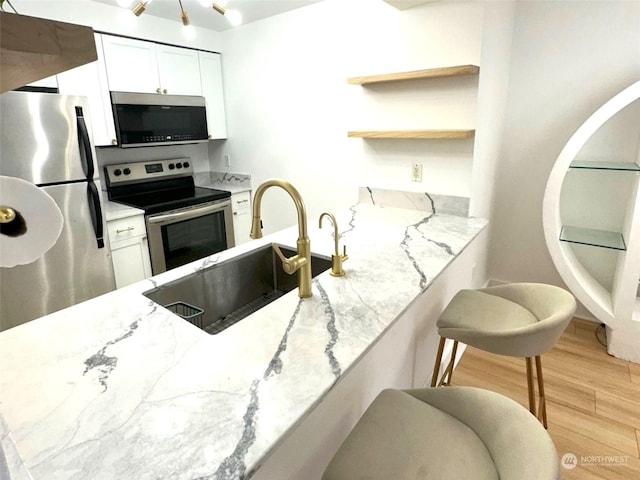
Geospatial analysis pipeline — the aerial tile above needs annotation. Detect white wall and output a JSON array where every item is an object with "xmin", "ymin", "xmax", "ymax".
[
  {"xmin": 470, "ymin": 1, "xmax": 515, "ymax": 219},
  {"xmin": 488, "ymin": 0, "xmax": 640, "ymax": 318},
  {"xmin": 468, "ymin": 0, "xmax": 516, "ymax": 287},
  {"xmin": 214, "ymin": 0, "xmax": 484, "ymax": 234}
]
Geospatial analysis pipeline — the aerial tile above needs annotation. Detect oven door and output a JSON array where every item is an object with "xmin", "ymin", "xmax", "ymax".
[{"xmin": 146, "ymin": 199, "xmax": 235, "ymax": 274}]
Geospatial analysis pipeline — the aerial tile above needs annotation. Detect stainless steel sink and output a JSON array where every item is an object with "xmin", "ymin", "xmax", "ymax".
[{"xmin": 144, "ymin": 244, "xmax": 331, "ymax": 334}]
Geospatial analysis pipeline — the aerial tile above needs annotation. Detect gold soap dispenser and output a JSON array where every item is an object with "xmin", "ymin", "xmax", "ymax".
[{"xmin": 319, "ymin": 212, "xmax": 348, "ymax": 277}]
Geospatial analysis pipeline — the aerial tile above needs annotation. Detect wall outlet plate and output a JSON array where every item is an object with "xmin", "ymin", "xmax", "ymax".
[{"xmin": 411, "ymin": 163, "xmax": 423, "ymax": 182}]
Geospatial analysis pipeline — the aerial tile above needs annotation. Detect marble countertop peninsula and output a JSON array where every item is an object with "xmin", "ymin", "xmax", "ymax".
[{"xmin": 0, "ymin": 202, "xmax": 486, "ymax": 480}]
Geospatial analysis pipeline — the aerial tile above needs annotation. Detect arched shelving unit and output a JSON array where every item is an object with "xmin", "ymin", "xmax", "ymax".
[{"xmin": 543, "ymin": 80, "xmax": 640, "ymax": 363}]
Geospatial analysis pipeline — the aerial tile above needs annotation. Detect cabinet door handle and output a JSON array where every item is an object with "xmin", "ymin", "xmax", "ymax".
[
  {"xmin": 163, "ymin": 89, "xmax": 168, "ymax": 94},
  {"xmin": 116, "ymin": 227, "xmax": 135, "ymax": 233},
  {"xmin": 236, "ymin": 199, "xmax": 249, "ymax": 204},
  {"xmin": 156, "ymin": 87, "xmax": 162, "ymax": 93}
]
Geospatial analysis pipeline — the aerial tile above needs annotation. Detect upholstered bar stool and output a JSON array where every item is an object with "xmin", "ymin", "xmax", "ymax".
[
  {"xmin": 322, "ymin": 386, "xmax": 560, "ymax": 480},
  {"xmin": 431, "ymin": 283, "xmax": 576, "ymax": 428}
]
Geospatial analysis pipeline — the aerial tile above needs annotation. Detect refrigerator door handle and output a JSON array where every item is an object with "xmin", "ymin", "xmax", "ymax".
[
  {"xmin": 76, "ymin": 106, "xmax": 95, "ymax": 180},
  {"xmin": 87, "ymin": 181, "xmax": 105, "ymax": 249}
]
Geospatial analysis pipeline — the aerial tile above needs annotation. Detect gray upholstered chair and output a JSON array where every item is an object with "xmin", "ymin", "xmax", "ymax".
[
  {"xmin": 322, "ymin": 387, "xmax": 560, "ymax": 480},
  {"xmin": 431, "ymin": 283, "xmax": 576, "ymax": 427}
]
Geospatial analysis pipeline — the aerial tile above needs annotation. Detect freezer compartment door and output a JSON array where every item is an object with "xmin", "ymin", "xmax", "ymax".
[
  {"xmin": 0, "ymin": 91, "xmax": 99, "ymax": 184},
  {"xmin": 0, "ymin": 181, "xmax": 116, "ymax": 331}
]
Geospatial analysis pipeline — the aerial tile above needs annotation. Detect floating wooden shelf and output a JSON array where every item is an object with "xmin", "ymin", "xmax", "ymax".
[
  {"xmin": 347, "ymin": 129, "xmax": 475, "ymax": 139},
  {"xmin": 347, "ymin": 65, "xmax": 479, "ymax": 86},
  {"xmin": 0, "ymin": 12, "xmax": 97, "ymax": 93}
]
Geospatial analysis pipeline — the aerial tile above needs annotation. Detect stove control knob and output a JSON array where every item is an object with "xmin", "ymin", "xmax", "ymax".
[
  {"xmin": 168, "ymin": 163, "xmax": 175, "ymax": 170},
  {"xmin": 183, "ymin": 161, "xmax": 190, "ymax": 168},
  {"xmin": 113, "ymin": 169, "xmax": 122, "ymax": 176},
  {"xmin": 123, "ymin": 168, "xmax": 131, "ymax": 175},
  {"xmin": 176, "ymin": 163, "xmax": 183, "ymax": 169}
]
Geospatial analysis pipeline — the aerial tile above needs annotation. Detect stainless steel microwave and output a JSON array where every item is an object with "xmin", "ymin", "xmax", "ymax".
[{"xmin": 110, "ymin": 91, "xmax": 209, "ymax": 148}]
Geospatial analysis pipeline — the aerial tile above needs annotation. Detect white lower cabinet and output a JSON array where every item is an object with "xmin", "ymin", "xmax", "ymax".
[
  {"xmin": 232, "ymin": 191, "xmax": 251, "ymax": 245},
  {"xmin": 108, "ymin": 215, "xmax": 152, "ymax": 288}
]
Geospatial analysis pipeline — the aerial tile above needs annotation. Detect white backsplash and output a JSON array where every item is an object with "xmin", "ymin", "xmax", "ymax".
[
  {"xmin": 359, "ymin": 187, "xmax": 470, "ymax": 217},
  {"xmin": 193, "ymin": 171, "xmax": 252, "ymax": 190}
]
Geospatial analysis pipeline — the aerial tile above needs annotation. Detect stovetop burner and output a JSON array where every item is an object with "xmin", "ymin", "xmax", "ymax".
[
  {"xmin": 104, "ymin": 158, "xmax": 231, "ymax": 215},
  {"xmin": 114, "ymin": 185, "xmax": 230, "ymax": 215}
]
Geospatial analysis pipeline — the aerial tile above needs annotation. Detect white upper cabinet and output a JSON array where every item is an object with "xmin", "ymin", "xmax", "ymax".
[
  {"xmin": 156, "ymin": 45, "xmax": 202, "ymax": 96},
  {"xmin": 102, "ymin": 35, "xmax": 201, "ymax": 96},
  {"xmin": 57, "ymin": 34, "xmax": 117, "ymax": 146},
  {"xmin": 68, "ymin": 34, "xmax": 227, "ymax": 142},
  {"xmin": 198, "ymin": 51, "xmax": 227, "ymax": 139},
  {"xmin": 102, "ymin": 36, "xmax": 159, "ymax": 94}
]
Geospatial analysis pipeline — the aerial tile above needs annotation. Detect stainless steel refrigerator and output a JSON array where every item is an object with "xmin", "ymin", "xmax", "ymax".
[{"xmin": 0, "ymin": 91, "xmax": 116, "ymax": 331}]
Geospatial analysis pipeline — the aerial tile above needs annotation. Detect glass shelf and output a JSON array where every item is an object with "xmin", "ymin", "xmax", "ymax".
[
  {"xmin": 569, "ymin": 160, "xmax": 640, "ymax": 171},
  {"xmin": 560, "ymin": 225, "xmax": 626, "ymax": 250}
]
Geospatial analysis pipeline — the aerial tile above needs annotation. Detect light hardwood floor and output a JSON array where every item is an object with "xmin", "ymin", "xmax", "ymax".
[{"xmin": 452, "ymin": 318, "xmax": 640, "ymax": 480}]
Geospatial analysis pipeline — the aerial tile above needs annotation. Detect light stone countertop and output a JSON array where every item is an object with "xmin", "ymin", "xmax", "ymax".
[
  {"xmin": 0, "ymin": 202, "xmax": 486, "ymax": 480},
  {"xmin": 102, "ymin": 193, "xmax": 144, "ymax": 222}
]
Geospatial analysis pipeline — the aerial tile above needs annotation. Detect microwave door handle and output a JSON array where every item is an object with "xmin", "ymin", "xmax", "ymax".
[
  {"xmin": 76, "ymin": 106, "xmax": 95, "ymax": 180},
  {"xmin": 147, "ymin": 202, "xmax": 230, "ymax": 225}
]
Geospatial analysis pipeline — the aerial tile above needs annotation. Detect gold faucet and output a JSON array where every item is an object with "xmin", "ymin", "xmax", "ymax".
[
  {"xmin": 319, "ymin": 212, "xmax": 348, "ymax": 277},
  {"xmin": 250, "ymin": 179, "xmax": 312, "ymax": 298}
]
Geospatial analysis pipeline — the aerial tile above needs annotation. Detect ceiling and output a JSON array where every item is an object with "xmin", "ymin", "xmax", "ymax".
[{"xmin": 90, "ymin": 0, "xmax": 323, "ymax": 31}]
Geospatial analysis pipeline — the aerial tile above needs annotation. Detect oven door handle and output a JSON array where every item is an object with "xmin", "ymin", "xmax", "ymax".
[{"xmin": 147, "ymin": 201, "xmax": 230, "ymax": 225}]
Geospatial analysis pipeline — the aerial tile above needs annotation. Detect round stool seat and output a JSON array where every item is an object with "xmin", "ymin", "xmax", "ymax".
[
  {"xmin": 431, "ymin": 283, "xmax": 576, "ymax": 428},
  {"xmin": 437, "ymin": 283, "xmax": 576, "ymax": 357},
  {"xmin": 322, "ymin": 387, "xmax": 560, "ymax": 480}
]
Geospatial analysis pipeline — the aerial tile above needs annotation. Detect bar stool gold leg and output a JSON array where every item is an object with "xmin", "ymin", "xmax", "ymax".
[
  {"xmin": 431, "ymin": 338, "xmax": 459, "ymax": 387},
  {"xmin": 526, "ymin": 357, "xmax": 537, "ymax": 418},
  {"xmin": 442, "ymin": 340, "xmax": 459, "ymax": 386},
  {"xmin": 431, "ymin": 337, "xmax": 446, "ymax": 387},
  {"xmin": 536, "ymin": 355, "xmax": 548, "ymax": 428}
]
